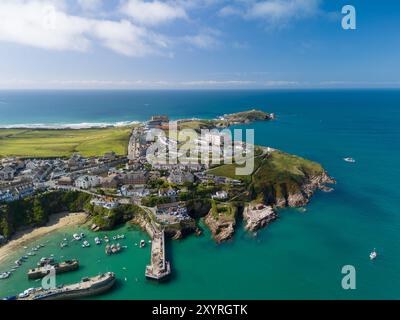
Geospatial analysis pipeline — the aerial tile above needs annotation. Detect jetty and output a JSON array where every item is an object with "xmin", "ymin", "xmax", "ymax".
[
  {"xmin": 145, "ymin": 229, "xmax": 171, "ymax": 281},
  {"xmin": 18, "ymin": 272, "xmax": 116, "ymax": 300},
  {"xmin": 28, "ymin": 260, "xmax": 79, "ymax": 280}
]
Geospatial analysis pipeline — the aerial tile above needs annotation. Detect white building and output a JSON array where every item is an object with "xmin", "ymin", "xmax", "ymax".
[
  {"xmin": 90, "ymin": 198, "xmax": 119, "ymax": 210},
  {"xmin": 74, "ymin": 175, "xmax": 101, "ymax": 190},
  {"xmin": 212, "ymin": 191, "xmax": 228, "ymax": 200}
]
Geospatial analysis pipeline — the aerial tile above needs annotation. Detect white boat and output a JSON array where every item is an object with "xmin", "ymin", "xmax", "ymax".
[
  {"xmin": 140, "ymin": 240, "xmax": 146, "ymax": 248},
  {"xmin": 73, "ymin": 233, "xmax": 82, "ymax": 241},
  {"xmin": 370, "ymin": 249, "xmax": 377, "ymax": 260},
  {"xmin": 0, "ymin": 272, "xmax": 11, "ymax": 280},
  {"xmin": 95, "ymin": 237, "xmax": 102, "ymax": 245},
  {"xmin": 80, "ymin": 233, "xmax": 86, "ymax": 238},
  {"xmin": 344, "ymin": 157, "xmax": 356, "ymax": 163},
  {"xmin": 60, "ymin": 242, "xmax": 68, "ymax": 248},
  {"xmin": 82, "ymin": 240, "xmax": 90, "ymax": 248}
]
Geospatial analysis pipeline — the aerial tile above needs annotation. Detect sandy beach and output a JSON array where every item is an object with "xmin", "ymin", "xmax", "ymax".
[{"xmin": 0, "ymin": 212, "xmax": 88, "ymax": 265}]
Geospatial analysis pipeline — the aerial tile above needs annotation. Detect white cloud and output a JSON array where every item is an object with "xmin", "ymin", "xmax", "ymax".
[
  {"xmin": 121, "ymin": 0, "xmax": 187, "ymax": 26},
  {"xmin": 0, "ymin": 0, "xmax": 170, "ymax": 56},
  {"xmin": 218, "ymin": 5, "xmax": 241, "ymax": 17},
  {"xmin": 247, "ymin": 0, "xmax": 320, "ymax": 20},
  {"xmin": 220, "ymin": 0, "xmax": 321, "ymax": 26},
  {"xmin": 183, "ymin": 33, "xmax": 219, "ymax": 49},
  {"xmin": 77, "ymin": 0, "xmax": 102, "ymax": 11}
]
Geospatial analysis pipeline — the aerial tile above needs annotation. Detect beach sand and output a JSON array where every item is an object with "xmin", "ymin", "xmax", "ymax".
[{"xmin": 0, "ymin": 212, "xmax": 88, "ymax": 264}]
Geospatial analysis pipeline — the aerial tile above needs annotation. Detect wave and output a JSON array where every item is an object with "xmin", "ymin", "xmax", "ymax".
[{"xmin": 0, "ymin": 121, "xmax": 140, "ymax": 130}]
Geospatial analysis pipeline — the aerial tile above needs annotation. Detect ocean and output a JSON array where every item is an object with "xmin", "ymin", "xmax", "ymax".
[{"xmin": 0, "ymin": 89, "xmax": 399, "ymax": 299}]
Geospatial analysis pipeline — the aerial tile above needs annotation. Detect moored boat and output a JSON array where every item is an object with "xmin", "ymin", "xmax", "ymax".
[
  {"xmin": 82, "ymin": 240, "xmax": 90, "ymax": 248},
  {"xmin": 73, "ymin": 233, "xmax": 82, "ymax": 241},
  {"xmin": 0, "ymin": 272, "xmax": 11, "ymax": 280},
  {"xmin": 370, "ymin": 248, "xmax": 378, "ymax": 260}
]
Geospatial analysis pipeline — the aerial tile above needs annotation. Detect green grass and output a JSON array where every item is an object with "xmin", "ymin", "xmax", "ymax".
[
  {"xmin": 207, "ymin": 150, "xmax": 325, "ymax": 204},
  {"xmin": 0, "ymin": 126, "xmax": 133, "ymax": 158},
  {"xmin": 210, "ymin": 200, "xmax": 236, "ymax": 221}
]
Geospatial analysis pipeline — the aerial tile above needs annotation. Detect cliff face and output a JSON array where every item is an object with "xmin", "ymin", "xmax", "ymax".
[
  {"xmin": 272, "ymin": 171, "xmax": 336, "ymax": 208},
  {"xmin": 243, "ymin": 204, "xmax": 277, "ymax": 232},
  {"xmin": 204, "ymin": 204, "xmax": 237, "ymax": 243}
]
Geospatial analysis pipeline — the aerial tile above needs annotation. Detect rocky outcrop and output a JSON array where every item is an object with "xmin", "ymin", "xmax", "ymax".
[
  {"xmin": 243, "ymin": 204, "xmax": 277, "ymax": 232},
  {"xmin": 268, "ymin": 170, "xmax": 336, "ymax": 208},
  {"xmin": 164, "ymin": 219, "xmax": 199, "ymax": 240},
  {"xmin": 204, "ymin": 207, "xmax": 236, "ymax": 243},
  {"xmin": 284, "ymin": 171, "xmax": 336, "ymax": 208}
]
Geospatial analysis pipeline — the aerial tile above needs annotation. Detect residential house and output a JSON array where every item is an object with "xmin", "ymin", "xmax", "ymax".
[
  {"xmin": 212, "ymin": 190, "xmax": 228, "ymax": 200},
  {"xmin": 120, "ymin": 172, "xmax": 148, "ymax": 185},
  {"xmin": 100, "ymin": 174, "xmax": 120, "ymax": 189},
  {"xmin": 0, "ymin": 166, "xmax": 16, "ymax": 181},
  {"xmin": 75, "ymin": 175, "xmax": 101, "ymax": 189},
  {"xmin": 168, "ymin": 170, "xmax": 194, "ymax": 184}
]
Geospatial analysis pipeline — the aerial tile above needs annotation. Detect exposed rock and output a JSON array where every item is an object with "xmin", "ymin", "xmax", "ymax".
[
  {"xmin": 272, "ymin": 171, "xmax": 336, "ymax": 208},
  {"xmin": 204, "ymin": 207, "xmax": 236, "ymax": 244},
  {"xmin": 243, "ymin": 204, "xmax": 277, "ymax": 232}
]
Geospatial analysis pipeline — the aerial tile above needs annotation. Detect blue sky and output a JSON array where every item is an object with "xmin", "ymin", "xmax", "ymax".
[{"xmin": 0, "ymin": 0, "xmax": 399, "ymax": 89}]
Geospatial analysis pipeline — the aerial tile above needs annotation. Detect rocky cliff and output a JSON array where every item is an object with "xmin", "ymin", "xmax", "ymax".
[
  {"xmin": 243, "ymin": 204, "xmax": 277, "ymax": 232},
  {"xmin": 204, "ymin": 203, "xmax": 237, "ymax": 243}
]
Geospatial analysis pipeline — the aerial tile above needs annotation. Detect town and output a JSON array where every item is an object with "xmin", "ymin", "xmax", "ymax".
[{"xmin": 0, "ymin": 115, "xmax": 249, "ymax": 280}]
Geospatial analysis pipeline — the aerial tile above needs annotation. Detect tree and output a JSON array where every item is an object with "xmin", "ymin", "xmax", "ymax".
[{"xmin": 33, "ymin": 198, "xmax": 46, "ymax": 225}]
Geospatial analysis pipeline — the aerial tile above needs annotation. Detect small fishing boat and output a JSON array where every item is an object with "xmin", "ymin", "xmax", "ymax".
[
  {"xmin": 0, "ymin": 272, "xmax": 11, "ymax": 280},
  {"xmin": 80, "ymin": 233, "xmax": 86, "ymax": 238},
  {"xmin": 73, "ymin": 234, "xmax": 82, "ymax": 241},
  {"xmin": 105, "ymin": 244, "xmax": 112, "ymax": 255},
  {"xmin": 370, "ymin": 249, "xmax": 378, "ymax": 260},
  {"xmin": 140, "ymin": 240, "xmax": 146, "ymax": 248},
  {"xmin": 82, "ymin": 240, "xmax": 90, "ymax": 248},
  {"xmin": 113, "ymin": 236, "xmax": 117, "ymax": 241},
  {"xmin": 95, "ymin": 237, "xmax": 102, "ymax": 245},
  {"xmin": 344, "ymin": 157, "xmax": 356, "ymax": 163},
  {"xmin": 60, "ymin": 242, "xmax": 68, "ymax": 248},
  {"xmin": 38, "ymin": 257, "xmax": 55, "ymax": 267}
]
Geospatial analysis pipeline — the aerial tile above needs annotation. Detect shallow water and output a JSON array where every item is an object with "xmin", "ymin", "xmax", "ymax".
[{"xmin": 1, "ymin": 89, "xmax": 399, "ymax": 299}]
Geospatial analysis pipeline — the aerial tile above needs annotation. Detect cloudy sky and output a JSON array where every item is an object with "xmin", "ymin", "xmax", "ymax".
[{"xmin": 0, "ymin": 0, "xmax": 398, "ymax": 89}]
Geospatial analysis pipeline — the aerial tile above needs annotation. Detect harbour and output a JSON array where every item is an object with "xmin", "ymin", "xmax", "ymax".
[{"xmin": 1, "ymin": 90, "xmax": 400, "ymax": 299}]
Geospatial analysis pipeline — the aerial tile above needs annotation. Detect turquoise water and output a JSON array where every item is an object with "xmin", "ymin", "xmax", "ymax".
[{"xmin": 0, "ymin": 90, "xmax": 400, "ymax": 299}]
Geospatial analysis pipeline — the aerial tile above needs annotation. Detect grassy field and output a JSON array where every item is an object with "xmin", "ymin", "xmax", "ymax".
[
  {"xmin": 0, "ymin": 126, "xmax": 133, "ymax": 158},
  {"xmin": 207, "ymin": 150, "xmax": 325, "ymax": 203}
]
